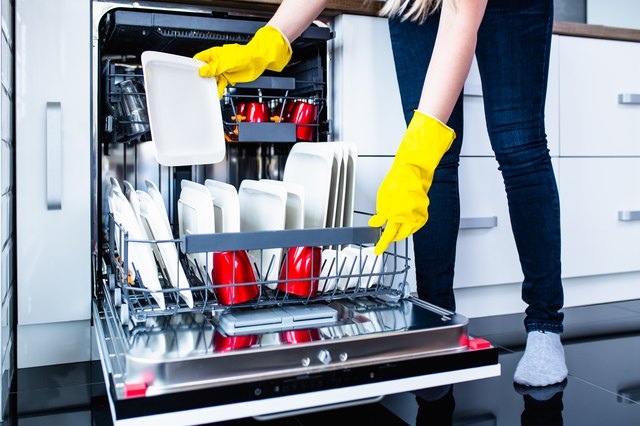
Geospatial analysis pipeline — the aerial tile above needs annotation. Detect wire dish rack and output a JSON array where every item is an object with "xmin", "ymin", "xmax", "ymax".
[{"xmin": 106, "ymin": 214, "xmax": 410, "ymax": 325}]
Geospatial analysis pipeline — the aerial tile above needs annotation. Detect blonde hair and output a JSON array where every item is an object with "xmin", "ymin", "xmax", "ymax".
[{"xmin": 379, "ymin": 0, "xmax": 442, "ymax": 23}]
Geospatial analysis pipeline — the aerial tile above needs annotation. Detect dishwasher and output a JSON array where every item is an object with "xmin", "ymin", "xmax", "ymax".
[{"xmin": 90, "ymin": 2, "xmax": 500, "ymax": 424}]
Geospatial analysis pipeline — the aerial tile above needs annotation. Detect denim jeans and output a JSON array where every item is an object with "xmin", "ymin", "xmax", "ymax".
[{"xmin": 389, "ymin": 0, "xmax": 563, "ymax": 333}]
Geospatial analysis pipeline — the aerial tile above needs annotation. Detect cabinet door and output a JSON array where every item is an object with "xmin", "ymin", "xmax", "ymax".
[
  {"xmin": 16, "ymin": 0, "xmax": 90, "ymax": 324},
  {"xmin": 453, "ymin": 157, "xmax": 537, "ymax": 288},
  {"xmin": 560, "ymin": 158, "xmax": 640, "ymax": 278},
  {"xmin": 559, "ymin": 36, "xmax": 640, "ymax": 156}
]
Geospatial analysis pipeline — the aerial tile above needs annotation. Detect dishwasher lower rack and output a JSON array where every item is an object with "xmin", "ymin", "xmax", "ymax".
[{"xmin": 106, "ymin": 214, "xmax": 410, "ymax": 324}]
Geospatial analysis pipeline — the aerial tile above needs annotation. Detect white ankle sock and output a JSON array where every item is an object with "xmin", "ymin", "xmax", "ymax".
[{"xmin": 513, "ymin": 331, "xmax": 568, "ymax": 387}]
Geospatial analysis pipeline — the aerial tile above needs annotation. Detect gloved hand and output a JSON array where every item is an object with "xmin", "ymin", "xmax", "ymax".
[
  {"xmin": 369, "ymin": 111, "xmax": 456, "ymax": 255},
  {"xmin": 194, "ymin": 26, "xmax": 292, "ymax": 98}
]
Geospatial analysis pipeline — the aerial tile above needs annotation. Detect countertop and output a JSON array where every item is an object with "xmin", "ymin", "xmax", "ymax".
[
  {"xmin": 156, "ymin": 0, "xmax": 640, "ymax": 42},
  {"xmin": 552, "ymin": 21, "xmax": 640, "ymax": 43}
]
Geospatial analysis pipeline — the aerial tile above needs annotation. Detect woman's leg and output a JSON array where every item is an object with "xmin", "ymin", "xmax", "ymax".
[
  {"xmin": 475, "ymin": 0, "xmax": 566, "ymax": 386},
  {"xmin": 389, "ymin": 14, "xmax": 463, "ymax": 312},
  {"xmin": 475, "ymin": 0, "xmax": 563, "ymax": 334}
]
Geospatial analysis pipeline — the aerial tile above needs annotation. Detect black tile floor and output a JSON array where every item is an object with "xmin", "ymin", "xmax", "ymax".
[{"xmin": 4, "ymin": 300, "xmax": 640, "ymax": 425}]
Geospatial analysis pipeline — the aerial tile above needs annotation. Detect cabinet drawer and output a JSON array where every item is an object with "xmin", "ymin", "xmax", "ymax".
[
  {"xmin": 559, "ymin": 37, "xmax": 640, "ymax": 156},
  {"xmin": 454, "ymin": 157, "xmax": 527, "ymax": 288},
  {"xmin": 560, "ymin": 158, "xmax": 640, "ymax": 277}
]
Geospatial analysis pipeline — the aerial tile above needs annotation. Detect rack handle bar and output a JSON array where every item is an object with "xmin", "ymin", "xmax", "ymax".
[{"xmin": 182, "ymin": 227, "xmax": 382, "ymax": 254}]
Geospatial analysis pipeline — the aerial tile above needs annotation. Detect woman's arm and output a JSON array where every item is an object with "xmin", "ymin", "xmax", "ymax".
[
  {"xmin": 268, "ymin": 0, "xmax": 330, "ymax": 42},
  {"xmin": 418, "ymin": 0, "xmax": 488, "ymax": 122}
]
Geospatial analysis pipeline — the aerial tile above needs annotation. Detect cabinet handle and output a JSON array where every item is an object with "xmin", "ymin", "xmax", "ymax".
[
  {"xmin": 618, "ymin": 94, "xmax": 640, "ymax": 105},
  {"xmin": 618, "ymin": 211, "xmax": 640, "ymax": 222},
  {"xmin": 46, "ymin": 102, "xmax": 62, "ymax": 210},
  {"xmin": 460, "ymin": 216, "xmax": 498, "ymax": 229}
]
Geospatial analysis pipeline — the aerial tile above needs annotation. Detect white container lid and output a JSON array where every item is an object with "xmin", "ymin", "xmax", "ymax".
[{"xmin": 141, "ymin": 51, "xmax": 225, "ymax": 166}]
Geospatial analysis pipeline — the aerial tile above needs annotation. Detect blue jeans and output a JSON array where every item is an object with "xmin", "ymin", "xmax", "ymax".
[{"xmin": 389, "ymin": 0, "xmax": 563, "ymax": 333}]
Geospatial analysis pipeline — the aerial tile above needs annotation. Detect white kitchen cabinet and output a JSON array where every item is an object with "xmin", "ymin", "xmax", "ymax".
[
  {"xmin": 353, "ymin": 156, "xmax": 541, "ymax": 291},
  {"xmin": 559, "ymin": 36, "xmax": 640, "ymax": 156},
  {"xmin": 331, "ymin": 14, "xmax": 406, "ymax": 156},
  {"xmin": 560, "ymin": 157, "xmax": 640, "ymax": 278},
  {"xmin": 16, "ymin": 0, "xmax": 91, "ymax": 364},
  {"xmin": 452, "ymin": 157, "xmax": 562, "ymax": 289}
]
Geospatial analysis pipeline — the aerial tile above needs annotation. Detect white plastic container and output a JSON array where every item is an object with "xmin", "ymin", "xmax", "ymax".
[{"xmin": 141, "ymin": 51, "xmax": 225, "ymax": 166}]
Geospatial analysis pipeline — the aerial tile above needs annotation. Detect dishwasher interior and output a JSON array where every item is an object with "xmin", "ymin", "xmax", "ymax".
[{"xmin": 92, "ymin": 3, "xmax": 499, "ymax": 423}]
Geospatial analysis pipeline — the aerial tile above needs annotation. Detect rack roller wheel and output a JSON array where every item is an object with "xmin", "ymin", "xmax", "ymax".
[
  {"xmin": 120, "ymin": 303, "xmax": 129, "ymax": 326},
  {"xmin": 108, "ymin": 274, "xmax": 115, "ymax": 291},
  {"xmin": 114, "ymin": 288, "xmax": 122, "ymax": 308}
]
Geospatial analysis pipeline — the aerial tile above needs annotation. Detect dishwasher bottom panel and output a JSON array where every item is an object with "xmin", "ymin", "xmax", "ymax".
[
  {"xmin": 94, "ymin": 287, "xmax": 500, "ymax": 425},
  {"xmin": 103, "ymin": 352, "xmax": 499, "ymax": 425}
]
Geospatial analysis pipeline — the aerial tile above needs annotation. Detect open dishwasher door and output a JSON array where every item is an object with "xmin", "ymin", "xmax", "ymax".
[
  {"xmin": 91, "ymin": 4, "xmax": 499, "ymax": 424},
  {"xmin": 93, "ymin": 226, "xmax": 499, "ymax": 425}
]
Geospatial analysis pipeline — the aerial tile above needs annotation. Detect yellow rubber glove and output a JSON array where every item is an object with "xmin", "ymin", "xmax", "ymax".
[
  {"xmin": 194, "ymin": 26, "xmax": 292, "ymax": 98},
  {"xmin": 369, "ymin": 111, "xmax": 456, "ymax": 255}
]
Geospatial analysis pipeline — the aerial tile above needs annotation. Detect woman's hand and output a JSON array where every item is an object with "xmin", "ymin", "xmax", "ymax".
[
  {"xmin": 369, "ymin": 111, "xmax": 456, "ymax": 255},
  {"xmin": 194, "ymin": 26, "xmax": 292, "ymax": 98}
]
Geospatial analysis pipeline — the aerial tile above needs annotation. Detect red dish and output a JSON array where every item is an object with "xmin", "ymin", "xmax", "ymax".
[
  {"xmin": 213, "ymin": 331, "xmax": 258, "ymax": 352},
  {"xmin": 280, "ymin": 328, "xmax": 321, "ymax": 345},
  {"xmin": 289, "ymin": 101, "xmax": 318, "ymax": 141},
  {"xmin": 244, "ymin": 102, "xmax": 270, "ymax": 123},
  {"xmin": 278, "ymin": 246, "xmax": 322, "ymax": 298},
  {"xmin": 212, "ymin": 250, "xmax": 260, "ymax": 305}
]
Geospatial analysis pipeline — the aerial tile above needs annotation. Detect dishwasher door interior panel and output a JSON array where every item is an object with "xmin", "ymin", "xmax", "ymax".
[{"xmin": 94, "ymin": 287, "xmax": 499, "ymax": 424}]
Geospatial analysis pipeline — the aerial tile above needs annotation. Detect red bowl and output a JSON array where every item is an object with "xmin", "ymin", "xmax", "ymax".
[
  {"xmin": 278, "ymin": 246, "xmax": 321, "ymax": 298},
  {"xmin": 213, "ymin": 331, "xmax": 258, "ymax": 352},
  {"xmin": 281, "ymin": 100, "xmax": 296, "ymax": 122},
  {"xmin": 236, "ymin": 102, "xmax": 246, "ymax": 117},
  {"xmin": 244, "ymin": 102, "xmax": 270, "ymax": 123},
  {"xmin": 280, "ymin": 329, "xmax": 321, "ymax": 345},
  {"xmin": 212, "ymin": 250, "xmax": 260, "ymax": 305},
  {"xmin": 290, "ymin": 101, "xmax": 318, "ymax": 141}
]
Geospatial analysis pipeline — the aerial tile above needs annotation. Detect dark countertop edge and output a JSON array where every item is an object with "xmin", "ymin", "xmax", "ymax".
[{"xmin": 553, "ymin": 21, "xmax": 640, "ymax": 43}]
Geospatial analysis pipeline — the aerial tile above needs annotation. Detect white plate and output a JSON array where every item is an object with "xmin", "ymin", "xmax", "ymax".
[
  {"xmin": 259, "ymin": 179, "xmax": 304, "ymax": 230},
  {"xmin": 342, "ymin": 143, "xmax": 358, "ymax": 227},
  {"xmin": 239, "ymin": 180, "xmax": 287, "ymax": 284},
  {"xmin": 138, "ymin": 191, "xmax": 194, "ymax": 308},
  {"xmin": 319, "ymin": 248, "xmax": 339, "ymax": 293},
  {"xmin": 123, "ymin": 181, "xmax": 164, "ymax": 276},
  {"xmin": 204, "ymin": 179, "xmax": 240, "ymax": 233},
  {"xmin": 145, "ymin": 180, "xmax": 172, "ymax": 234},
  {"xmin": 336, "ymin": 245, "xmax": 382, "ymax": 291},
  {"xmin": 122, "ymin": 181, "xmax": 147, "ymax": 233},
  {"xmin": 108, "ymin": 178, "xmax": 165, "ymax": 310},
  {"xmin": 283, "ymin": 143, "xmax": 333, "ymax": 229},
  {"xmin": 326, "ymin": 146, "xmax": 342, "ymax": 228},
  {"xmin": 178, "ymin": 180, "xmax": 216, "ymax": 277},
  {"xmin": 141, "ymin": 51, "xmax": 225, "ymax": 166},
  {"xmin": 333, "ymin": 143, "xmax": 347, "ymax": 228}
]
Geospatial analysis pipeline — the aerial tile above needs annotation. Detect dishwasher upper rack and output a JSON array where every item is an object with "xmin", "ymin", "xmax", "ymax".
[{"xmin": 106, "ymin": 214, "xmax": 411, "ymax": 324}]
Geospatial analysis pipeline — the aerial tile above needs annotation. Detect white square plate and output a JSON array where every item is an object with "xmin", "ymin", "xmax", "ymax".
[{"xmin": 142, "ymin": 51, "xmax": 225, "ymax": 166}]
